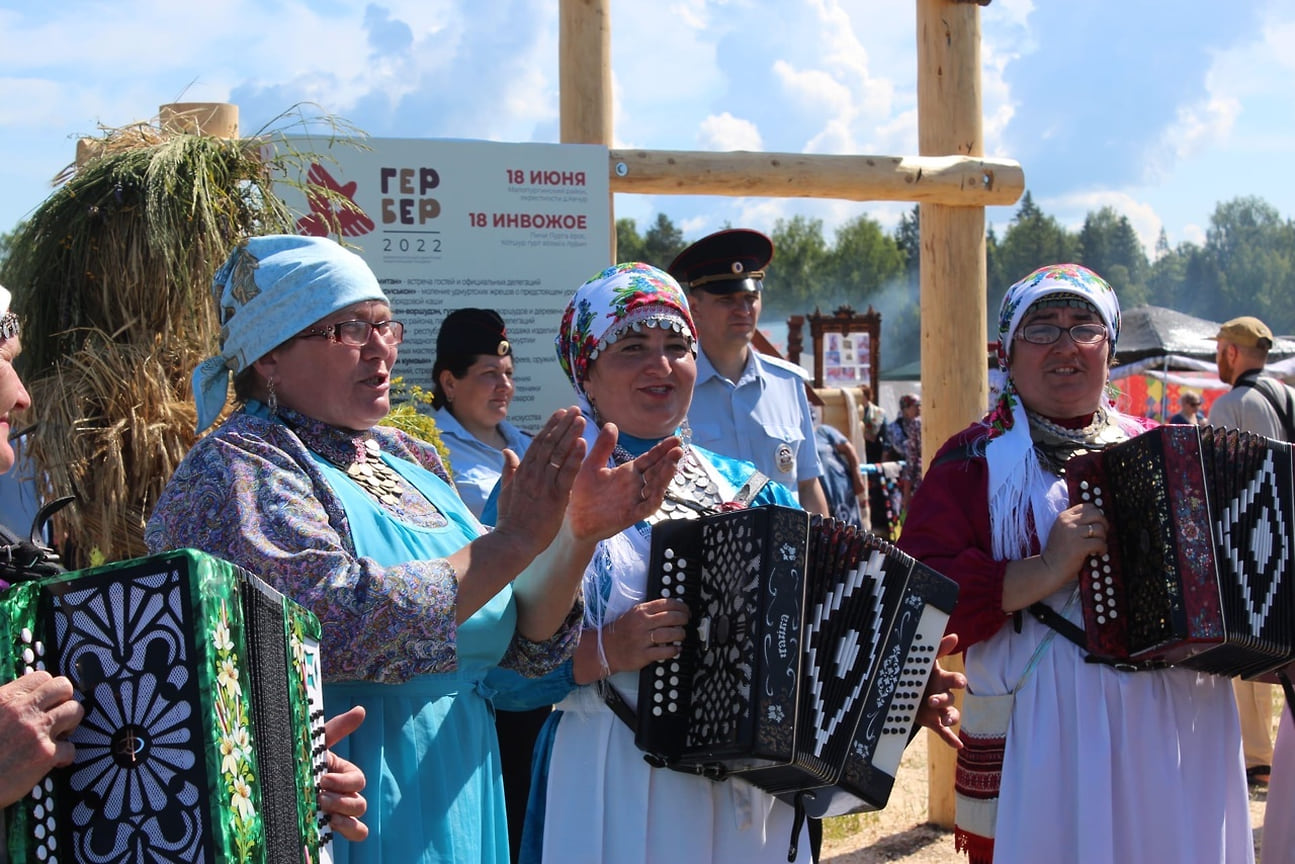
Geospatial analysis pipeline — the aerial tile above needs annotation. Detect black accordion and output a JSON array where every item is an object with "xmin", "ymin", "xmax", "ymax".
[
  {"xmin": 1067, "ymin": 425, "xmax": 1295, "ymax": 678},
  {"xmin": 634, "ymin": 505, "xmax": 958, "ymax": 817},
  {"xmin": 0, "ymin": 549, "xmax": 332, "ymax": 864}
]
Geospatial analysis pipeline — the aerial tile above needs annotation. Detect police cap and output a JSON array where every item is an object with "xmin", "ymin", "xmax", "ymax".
[{"xmin": 667, "ymin": 229, "xmax": 773, "ymax": 295}]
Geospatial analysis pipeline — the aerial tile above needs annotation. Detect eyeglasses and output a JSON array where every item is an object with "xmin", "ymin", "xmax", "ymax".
[
  {"xmin": 1015, "ymin": 322, "xmax": 1108, "ymax": 346},
  {"xmin": 299, "ymin": 320, "xmax": 405, "ymax": 347}
]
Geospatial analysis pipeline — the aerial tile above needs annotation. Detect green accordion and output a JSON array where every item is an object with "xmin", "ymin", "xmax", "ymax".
[{"xmin": 0, "ymin": 549, "xmax": 332, "ymax": 864}]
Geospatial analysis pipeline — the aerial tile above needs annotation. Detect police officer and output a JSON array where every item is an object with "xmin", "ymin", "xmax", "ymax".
[{"xmin": 669, "ymin": 229, "xmax": 829, "ymax": 515}]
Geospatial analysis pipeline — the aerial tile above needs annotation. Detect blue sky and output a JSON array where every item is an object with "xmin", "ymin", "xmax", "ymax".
[{"xmin": 2, "ymin": 0, "xmax": 1293, "ymax": 259}]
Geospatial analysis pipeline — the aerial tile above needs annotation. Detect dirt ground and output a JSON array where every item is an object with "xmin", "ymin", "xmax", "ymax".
[{"xmin": 820, "ymin": 731, "xmax": 1272, "ymax": 864}]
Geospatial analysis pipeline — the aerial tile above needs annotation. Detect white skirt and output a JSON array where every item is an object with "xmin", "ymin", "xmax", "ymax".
[
  {"xmin": 968, "ymin": 601, "xmax": 1254, "ymax": 864},
  {"xmin": 538, "ymin": 674, "xmax": 811, "ymax": 864}
]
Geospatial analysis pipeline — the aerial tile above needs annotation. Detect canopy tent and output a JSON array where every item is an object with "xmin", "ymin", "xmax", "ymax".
[{"xmin": 1111, "ymin": 305, "xmax": 1295, "ymax": 418}]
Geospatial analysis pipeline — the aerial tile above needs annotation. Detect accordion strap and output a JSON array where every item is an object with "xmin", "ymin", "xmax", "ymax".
[
  {"xmin": 1024, "ymin": 601, "xmax": 1168, "ymax": 671},
  {"xmin": 600, "ymin": 682, "xmax": 638, "ymax": 735},
  {"xmin": 731, "ymin": 470, "xmax": 770, "ymax": 508}
]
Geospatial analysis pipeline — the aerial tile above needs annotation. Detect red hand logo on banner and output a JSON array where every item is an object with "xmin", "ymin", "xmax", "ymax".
[{"xmin": 296, "ymin": 163, "xmax": 376, "ymax": 238}]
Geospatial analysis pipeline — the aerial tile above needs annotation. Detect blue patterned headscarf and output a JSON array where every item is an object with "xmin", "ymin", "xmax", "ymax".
[{"xmin": 192, "ymin": 235, "xmax": 388, "ymax": 433}]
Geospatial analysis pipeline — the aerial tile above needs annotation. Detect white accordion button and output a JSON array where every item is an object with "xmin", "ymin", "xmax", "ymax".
[{"xmin": 20, "ymin": 627, "xmax": 32, "ymax": 643}]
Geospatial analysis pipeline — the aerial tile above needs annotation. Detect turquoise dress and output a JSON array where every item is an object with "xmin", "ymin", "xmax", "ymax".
[{"xmin": 318, "ymin": 451, "xmax": 514, "ymax": 864}]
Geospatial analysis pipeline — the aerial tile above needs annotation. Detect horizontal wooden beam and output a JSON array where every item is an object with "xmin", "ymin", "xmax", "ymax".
[{"xmin": 607, "ymin": 149, "xmax": 1023, "ymax": 207}]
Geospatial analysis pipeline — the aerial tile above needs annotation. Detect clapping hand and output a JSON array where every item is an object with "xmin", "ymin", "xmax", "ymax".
[{"xmin": 564, "ymin": 422, "xmax": 684, "ymax": 543}]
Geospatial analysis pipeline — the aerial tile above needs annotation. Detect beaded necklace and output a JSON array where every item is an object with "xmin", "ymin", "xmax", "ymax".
[
  {"xmin": 1025, "ymin": 405, "xmax": 1129, "ymax": 475},
  {"xmin": 611, "ymin": 427, "xmax": 727, "ymax": 523}
]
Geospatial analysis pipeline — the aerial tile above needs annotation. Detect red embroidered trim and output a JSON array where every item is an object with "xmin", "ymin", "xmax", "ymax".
[{"xmin": 955, "ymin": 828, "xmax": 996, "ymax": 864}]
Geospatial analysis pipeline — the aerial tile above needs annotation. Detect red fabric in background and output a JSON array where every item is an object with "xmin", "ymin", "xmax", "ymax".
[{"xmin": 1111, "ymin": 372, "xmax": 1224, "ymax": 421}]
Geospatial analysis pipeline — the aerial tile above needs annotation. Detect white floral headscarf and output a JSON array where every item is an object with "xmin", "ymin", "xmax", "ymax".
[{"xmin": 984, "ymin": 263, "xmax": 1127, "ymax": 560}]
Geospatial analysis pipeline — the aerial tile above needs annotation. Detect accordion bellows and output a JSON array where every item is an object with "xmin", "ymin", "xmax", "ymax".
[
  {"xmin": 635, "ymin": 505, "xmax": 958, "ymax": 818},
  {"xmin": 0, "ymin": 549, "xmax": 331, "ymax": 864},
  {"xmin": 1067, "ymin": 425, "xmax": 1295, "ymax": 678}
]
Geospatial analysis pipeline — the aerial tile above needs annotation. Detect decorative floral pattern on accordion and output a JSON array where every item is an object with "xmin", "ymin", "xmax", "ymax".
[{"xmin": 0, "ymin": 550, "xmax": 330, "ymax": 864}]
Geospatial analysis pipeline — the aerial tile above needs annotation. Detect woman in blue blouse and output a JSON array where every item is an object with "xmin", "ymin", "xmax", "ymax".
[
  {"xmin": 431, "ymin": 308, "xmax": 532, "ymax": 519},
  {"xmin": 145, "ymin": 235, "xmax": 682, "ymax": 864}
]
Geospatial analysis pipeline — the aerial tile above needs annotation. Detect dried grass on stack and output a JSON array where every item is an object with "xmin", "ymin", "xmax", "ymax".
[{"xmin": 1, "ymin": 110, "xmax": 362, "ymax": 566}]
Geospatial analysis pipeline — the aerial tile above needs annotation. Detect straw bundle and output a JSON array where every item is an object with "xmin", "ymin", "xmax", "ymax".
[{"xmin": 1, "ymin": 109, "xmax": 364, "ymax": 567}]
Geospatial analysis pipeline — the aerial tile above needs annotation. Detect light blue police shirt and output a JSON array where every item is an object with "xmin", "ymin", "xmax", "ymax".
[{"xmin": 686, "ymin": 348, "xmax": 823, "ymax": 504}]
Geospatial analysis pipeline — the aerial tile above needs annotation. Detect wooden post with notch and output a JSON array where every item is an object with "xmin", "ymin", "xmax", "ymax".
[{"xmin": 559, "ymin": 0, "xmax": 1006, "ymax": 829}]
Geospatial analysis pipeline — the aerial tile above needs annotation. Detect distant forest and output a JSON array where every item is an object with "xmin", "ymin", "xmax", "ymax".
[
  {"xmin": 4, "ymin": 191, "xmax": 1291, "ymax": 373},
  {"xmin": 616, "ymin": 192, "xmax": 1295, "ymax": 371}
]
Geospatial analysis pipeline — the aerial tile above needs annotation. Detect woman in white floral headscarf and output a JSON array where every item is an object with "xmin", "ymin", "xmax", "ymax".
[
  {"xmin": 900, "ymin": 264, "xmax": 1252, "ymax": 864},
  {"xmin": 510, "ymin": 263, "xmax": 964, "ymax": 864}
]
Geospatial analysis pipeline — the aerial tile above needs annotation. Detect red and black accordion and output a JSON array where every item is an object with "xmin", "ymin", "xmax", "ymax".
[
  {"xmin": 634, "ymin": 505, "xmax": 958, "ymax": 818},
  {"xmin": 1067, "ymin": 425, "xmax": 1295, "ymax": 677},
  {"xmin": 0, "ymin": 549, "xmax": 332, "ymax": 864}
]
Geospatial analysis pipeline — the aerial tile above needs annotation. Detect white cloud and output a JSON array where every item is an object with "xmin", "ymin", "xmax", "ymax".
[
  {"xmin": 1043, "ymin": 190, "xmax": 1165, "ymax": 258},
  {"xmin": 772, "ymin": 61, "xmax": 854, "ymax": 118},
  {"xmin": 1143, "ymin": 1, "xmax": 1295, "ymax": 180},
  {"xmin": 697, "ymin": 112, "xmax": 763, "ymax": 151}
]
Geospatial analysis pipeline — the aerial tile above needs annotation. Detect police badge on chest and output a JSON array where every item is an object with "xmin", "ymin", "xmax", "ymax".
[{"xmin": 775, "ymin": 442, "xmax": 795, "ymax": 475}]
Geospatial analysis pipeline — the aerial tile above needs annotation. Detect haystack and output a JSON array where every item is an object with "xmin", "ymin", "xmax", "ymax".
[{"xmin": 1, "ymin": 106, "xmax": 362, "ymax": 566}]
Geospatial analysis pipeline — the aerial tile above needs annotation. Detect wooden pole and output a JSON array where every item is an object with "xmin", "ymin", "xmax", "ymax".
[
  {"xmin": 917, "ymin": 0, "xmax": 989, "ymax": 828},
  {"xmin": 559, "ymin": 0, "xmax": 616, "ymax": 261},
  {"xmin": 609, "ymin": 150, "xmax": 1021, "ymax": 207}
]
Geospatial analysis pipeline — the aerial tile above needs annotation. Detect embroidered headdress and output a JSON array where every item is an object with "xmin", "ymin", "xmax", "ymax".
[
  {"xmin": 555, "ymin": 262, "xmax": 697, "ymax": 411},
  {"xmin": 984, "ymin": 263, "xmax": 1123, "ymax": 560},
  {"xmin": 0, "ymin": 286, "xmax": 19, "ymax": 344}
]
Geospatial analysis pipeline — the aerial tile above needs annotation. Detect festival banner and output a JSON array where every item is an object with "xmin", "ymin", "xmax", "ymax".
[{"xmin": 277, "ymin": 137, "xmax": 612, "ymax": 431}]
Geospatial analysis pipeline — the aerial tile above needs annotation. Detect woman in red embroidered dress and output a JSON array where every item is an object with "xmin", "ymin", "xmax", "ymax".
[{"xmin": 899, "ymin": 264, "xmax": 1252, "ymax": 864}]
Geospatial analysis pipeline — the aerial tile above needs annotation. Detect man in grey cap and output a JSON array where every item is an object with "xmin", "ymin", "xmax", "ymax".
[
  {"xmin": 1209, "ymin": 313, "xmax": 1293, "ymax": 788},
  {"xmin": 669, "ymin": 229, "xmax": 829, "ymax": 515}
]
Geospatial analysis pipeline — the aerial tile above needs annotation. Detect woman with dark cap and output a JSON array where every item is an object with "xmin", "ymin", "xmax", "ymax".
[
  {"xmin": 432, "ymin": 308, "xmax": 532, "ymax": 519},
  {"xmin": 146, "ymin": 235, "xmax": 682, "ymax": 863}
]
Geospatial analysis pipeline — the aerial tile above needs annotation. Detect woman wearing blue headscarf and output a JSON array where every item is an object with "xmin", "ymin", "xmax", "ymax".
[
  {"xmin": 146, "ymin": 235, "xmax": 681, "ymax": 863},
  {"xmin": 900, "ymin": 264, "xmax": 1252, "ymax": 864}
]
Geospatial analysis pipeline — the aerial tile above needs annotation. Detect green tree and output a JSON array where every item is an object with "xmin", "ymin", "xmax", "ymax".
[
  {"xmin": 1199, "ymin": 196, "xmax": 1295, "ymax": 331},
  {"xmin": 765, "ymin": 214, "xmax": 828, "ymax": 310},
  {"xmin": 991, "ymin": 191, "xmax": 1080, "ymax": 317},
  {"xmin": 895, "ymin": 205, "xmax": 920, "ymax": 281},
  {"xmin": 1077, "ymin": 207, "xmax": 1149, "ymax": 306},
  {"xmin": 1144, "ymin": 235, "xmax": 1192, "ymax": 311},
  {"xmin": 883, "ymin": 206, "xmax": 922, "ymax": 369},
  {"xmin": 641, "ymin": 213, "xmax": 687, "ymax": 271},
  {"xmin": 0, "ymin": 222, "xmax": 25, "ymax": 273},
  {"xmin": 615, "ymin": 217, "xmax": 647, "ymax": 264},
  {"xmin": 824, "ymin": 214, "xmax": 905, "ymax": 307}
]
